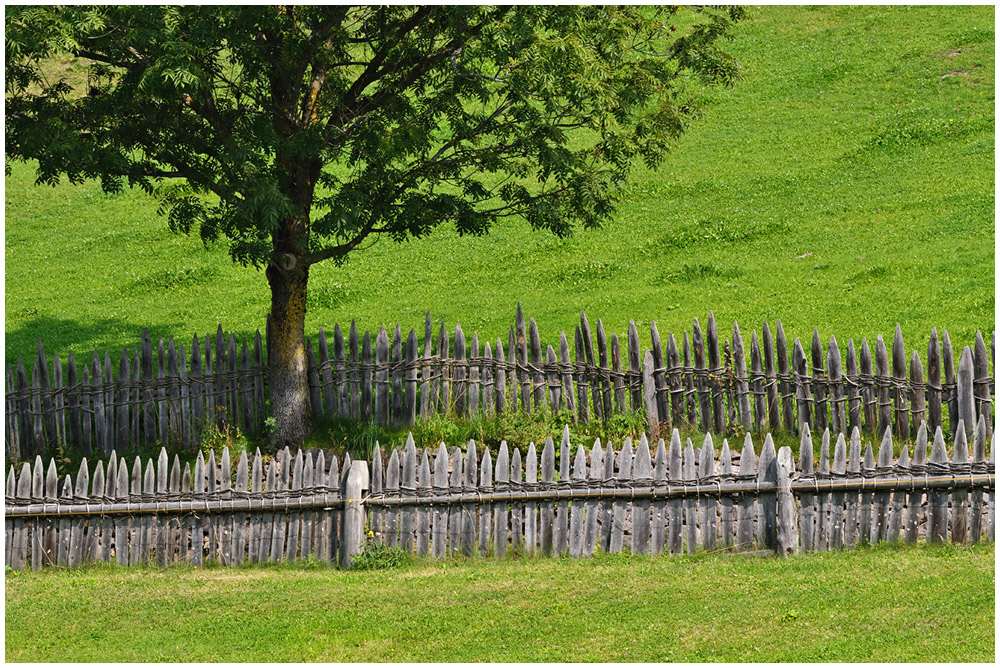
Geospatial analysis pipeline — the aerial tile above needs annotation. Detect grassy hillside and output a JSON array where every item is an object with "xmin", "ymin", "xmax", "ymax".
[
  {"xmin": 5, "ymin": 5, "xmax": 995, "ymax": 363},
  {"xmin": 4, "ymin": 544, "xmax": 994, "ymax": 662}
]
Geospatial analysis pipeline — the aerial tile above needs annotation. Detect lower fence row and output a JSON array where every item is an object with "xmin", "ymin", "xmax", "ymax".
[{"xmin": 4, "ymin": 418, "xmax": 995, "ymax": 570}]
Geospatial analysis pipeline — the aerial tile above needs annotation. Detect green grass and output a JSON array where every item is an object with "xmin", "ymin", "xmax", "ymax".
[
  {"xmin": 4, "ymin": 543, "xmax": 994, "ymax": 662},
  {"xmin": 4, "ymin": 5, "xmax": 994, "ymax": 364}
]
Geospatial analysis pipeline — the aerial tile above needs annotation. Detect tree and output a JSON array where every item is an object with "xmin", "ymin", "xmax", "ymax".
[{"xmin": 6, "ymin": 5, "xmax": 749, "ymax": 445}]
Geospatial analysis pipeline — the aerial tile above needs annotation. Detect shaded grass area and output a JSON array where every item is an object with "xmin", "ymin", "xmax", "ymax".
[
  {"xmin": 4, "ymin": 543, "xmax": 994, "ymax": 662},
  {"xmin": 4, "ymin": 5, "xmax": 994, "ymax": 362}
]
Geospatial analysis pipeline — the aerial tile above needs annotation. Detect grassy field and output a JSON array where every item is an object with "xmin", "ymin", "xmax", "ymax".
[
  {"xmin": 4, "ymin": 5, "xmax": 995, "ymax": 364},
  {"xmin": 4, "ymin": 543, "xmax": 994, "ymax": 662}
]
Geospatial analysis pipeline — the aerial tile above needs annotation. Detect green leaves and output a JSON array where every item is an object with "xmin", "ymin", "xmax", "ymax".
[{"xmin": 6, "ymin": 5, "xmax": 748, "ymax": 269}]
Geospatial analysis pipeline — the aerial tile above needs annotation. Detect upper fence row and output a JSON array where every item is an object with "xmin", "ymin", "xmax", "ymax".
[{"xmin": 5, "ymin": 304, "xmax": 995, "ymax": 459}]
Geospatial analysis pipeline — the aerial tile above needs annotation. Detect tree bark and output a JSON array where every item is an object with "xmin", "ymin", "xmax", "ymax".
[{"xmin": 266, "ymin": 261, "xmax": 311, "ymax": 447}]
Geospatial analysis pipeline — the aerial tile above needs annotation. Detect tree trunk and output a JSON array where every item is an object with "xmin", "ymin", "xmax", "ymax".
[{"xmin": 266, "ymin": 263, "xmax": 311, "ymax": 447}]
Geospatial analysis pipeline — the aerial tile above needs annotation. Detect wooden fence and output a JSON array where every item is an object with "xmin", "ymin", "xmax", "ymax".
[
  {"xmin": 5, "ymin": 418, "xmax": 994, "ymax": 570},
  {"xmin": 299, "ymin": 306, "xmax": 993, "ymax": 443},
  {"xmin": 5, "ymin": 327, "xmax": 267, "ymax": 460},
  {"xmin": 6, "ymin": 305, "xmax": 995, "ymax": 460}
]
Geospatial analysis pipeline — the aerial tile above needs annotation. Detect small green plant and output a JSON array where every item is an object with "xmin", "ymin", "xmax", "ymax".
[
  {"xmin": 197, "ymin": 409, "xmax": 250, "ymax": 458},
  {"xmin": 350, "ymin": 536, "xmax": 410, "ymax": 571}
]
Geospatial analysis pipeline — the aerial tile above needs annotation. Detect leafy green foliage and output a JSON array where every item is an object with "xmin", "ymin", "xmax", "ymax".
[
  {"xmin": 350, "ymin": 538, "xmax": 411, "ymax": 571},
  {"xmin": 6, "ymin": 6, "xmax": 748, "ymax": 269}
]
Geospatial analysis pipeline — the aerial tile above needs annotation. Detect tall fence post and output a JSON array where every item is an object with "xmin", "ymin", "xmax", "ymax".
[
  {"xmin": 339, "ymin": 460, "xmax": 370, "ymax": 568},
  {"xmin": 775, "ymin": 445, "xmax": 799, "ymax": 557}
]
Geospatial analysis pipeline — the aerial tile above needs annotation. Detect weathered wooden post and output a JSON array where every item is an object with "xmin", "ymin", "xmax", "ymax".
[
  {"xmin": 339, "ymin": 459, "xmax": 370, "ymax": 568},
  {"xmin": 775, "ymin": 446, "xmax": 799, "ymax": 557}
]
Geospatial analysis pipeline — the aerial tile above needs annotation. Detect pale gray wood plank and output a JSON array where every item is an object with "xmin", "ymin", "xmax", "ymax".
[
  {"xmin": 568, "ymin": 442, "xmax": 587, "ymax": 558},
  {"xmin": 750, "ymin": 331, "xmax": 765, "ymax": 431},
  {"xmin": 733, "ymin": 321, "xmax": 752, "ymax": 430},
  {"xmin": 815, "ymin": 429, "xmax": 831, "ymax": 551},
  {"xmin": 339, "ymin": 458, "xmax": 370, "ymax": 568},
  {"xmin": 326, "ymin": 455, "xmax": 340, "ymax": 564},
  {"xmin": 699, "ymin": 434, "xmax": 717, "ymax": 551},
  {"xmin": 596, "ymin": 318, "xmax": 612, "ymax": 419},
  {"xmin": 511, "ymin": 448, "xmax": 523, "ymax": 553},
  {"xmin": 957, "ymin": 347, "xmax": 975, "ymax": 443},
  {"xmin": 305, "ymin": 338, "xmax": 323, "ymax": 419},
  {"xmin": 493, "ymin": 442, "xmax": 510, "ymax": 559},
  {"xmin": 758, "ymin": 434, "xmax": 777, "ymax": 551},
  {"xmin": 453, "ymin": 324, "xmax": 467, "ymax": 417},
  {"xmin": 889, "ymin": 438, "xmax": 907, "ymax": 543},
  {"xmin": 36, "ymin": 341, "xmax": 56, "ymax": 449},
  {"xmin": 167, "ymin": 455, "xmax": 182, "ymax": 564},
  {"xmin": 667, "ymin": 431, "xmax": 684, "ymax": 554},
  {"xmin": 859, "ymin": 437, "xmax": 874, "ymax": 543},
  {"xmin": 798, "ymin": 424, "xmax": 815, "ymax": 552},
  {"xmin": 692, "ymin": 318, "xmax": 709, "ymax": 432},
  {"xmin": 284, "ymin": 448, "xmax": 303, "ymax": 561},
  {"xmin": 706, "ymin": 312, "xmax": 725, "ymax": 433},
  {"xmin": 238, "ymin": 340, "xmax": 252, "ymax": 434},
  {"xmin": 950, "ymin": 422, "xmax": 969, "ymax": 544},
  {"xmin": 435, "ymin": 321, "xmax": 450, "ymax": 415},
  {"xmin": 610, "ymin": 438, "xmax": 633, "ymax": 554},
  {"xmin": 642, "ymin": 350, "xmax": 658, "ymax": 434},
  {"xmin": 718, "ymin": 439, "xmax": 734, "ymax": 548},
  {"xmin": 910, "ymin": 351, "xmax": 926, "ymax": 436},
  {"xmin": 927, "ymin": 329, "xmax": 942, "ymax": 434},
  {"xmin": 370, "ymin": 445, "xmax": 383, "ymax": 545},
  {"xmin": 88, "ymin": 461, "xmax": 104, "ymax": 564},
  {"xmin": 478, "ymin": 448, "xmax": 493, "ymax": 556},
  {"xmin": 830, "ymin": 432, "xmax": 847, "ymax": 549},
  {"xmin": 584, "ymin": 440, "xmax": 604, "ymax": 557},
  {"xmin": 52, "ymin": 353, "xmax": 65, "ymax": 449},
  {"xmin": 12, "ymin": 463, "xmax": 32, "ymax": 569},
  {"xmin": 249, "ymin": 450, "xmax": 263, "ymax": 563},
  {"xmin": 432, "ymin": 443, "xmax": 449, "ymax": 558},
  {"xmin": 599, "ymin": 440, "xmax": 615, "ymax": 553},
  {"xmin": 775, "ymin": 446, "xmax": 799, "ymax": 557},
  {"xmin": 449, "ymin": 447, "xmax": 462, "ymax": 556},
  {"xmin": 904, "ymin": 424, "xmax": 926, "ymax": 544},
  {"xmin": 667, "ymin": 332, "xmax": 685, "ymax": 426},
  {"xmin": 462, "ymin": 441, "xmax": 478, "ymax": 556},
  {"xmin": 496, "ymin": 339, "xmax": 508, "ymax": 415},
  {"xmin": 375, "ymin": 326, "xmax": 389, "ymax": 425},
  {"xmin": 483, "ymin": 342, "xmax": 495, "ymax": 417},
  {"xmin": 628, "ymin": 321, "xmax": 643, "ymax": 415},
  {"xmin": 269, "ymin": 448, "xmax": 288, "ymax": 562},
  {"xmin": 539, "ymin": 437, "xmax": 555, "ymax": 555},
  {"xmin": 385, "ymin": 447, "xmax": 400, "ymax": 548},
  {"xmin": 793, "ymin": 338, "xmax": 810, "ymax": 434},
  {"xmin": 316, "ymin": 327, "xmax": 338, "ymax": 415},
  {"xmin": 776, "ymin": 321, "xmax": 794, "ymax": 434},
  {"xmin": 524, "ymin": 443, "xmax": 538, "ymax": 555},
  {"xmin": 416, "ymin": 448, "xmax": 431, "ymax": 556},
  {"xmin": 927, "ymin": 426, "xmax": 949, "ymax": 544},
  {"xmin": 811, "ymin": 329, "xmax": 828, "ymax": 432},
  {"xmin": 391, "ymin": 324, "xmax": 403, "ymax": 425},
  {"xmin": 298, "ymin": 451, "xmax": 313, "ymax": 559},
  {"xmin": 828, "ymin": 336, "xmax": 845, "ymax": 435},
  {"xmin": 845, "ymin": 339, "xmax": 861, "ymax": 434},
  {"xmin": 573, "ymin": 327, "xmax": 588, "ymax": 423},
  {"xmin": 469, "ymin": 333, "xmax": 481, "ymax": 417},
  {"xmin": 843, "ymin": 428, "xmax": 861, "ymax": 548},
  {"xmin": 68, "ymin": 458, "xmax": 88, "ymax": 568},
  {"xmin": 559, "ymin": 332, "xmax": 575, "ymax": 415},
  {"xmin": 763, "ymin": 320, "xmax": 780, "ymax": 431},
  {"xmin": 361, "ymin": 330, "xmax": 373, "ymax": 421},
  {"xmin": 401, "ymin": 435, "xmax": 417, "ymax": 552},
  {"xmin": 421, "ymin": 313, "xmax": 432, "ymax": 419},
  {"xmin": 554, "ymin": 426, "xmax": 570, "ymax": 555},
  {"xmin": 581, "ymin": 312, "xmax": 601, "ymax": 422},
  {"xmin": 545, "ymin": 345, "xmax": 560, "ymax": 415},
  {"xmin": 874, "ymin": 428, "xmax": 894, "ymax": 542},
  {"xmin": 141, "ymin": 457, "xmax": 155, "ymax": 566},
  {"xmin": 631, "ymin": 434, "xmax": 652, "ymax": 555},
  {"xmin": 57, "ymin": 474, "xmax": 72, "ymax": 566},
  {"xmin": 682, "ymin": 438, "xmax": 697, "ymax": 554},
  {"xmin": 349, "ymin": 321, "xmax": 360, "ymax": 420},
  {"xmin": 515, "ymin": 306, "xmax": 529, "ymax": 411},
  {"xmin": 529, "ymin": 318, "xmax": 544, "ymax": 412},
  {"xmin": 611, "ymin": 333, "xmax": 625, "ymax": 415},
  {"xmin": 891, "ymin": 325, "xmax": 909, "ymax": 439},
  {"xmin": 336, "ymin": 323, "xmax": 350, "ymax": 417},
  {"xmin": 875, "ymin": 335, "xmax": 891, "ymax": 437},
  {"xmin": 970, "ymin": 415, "xmax": 987, "ymax": 543},
  {"xmin": 66, "ymin": 352, "xmax": 81, "ymax": 451},
  {"xmin": 191, "ymin": 453, "xmax": 205, "ymax": 566},
  {"xmin": 859, "ymin": 338, "xmax": 876, "ymax": 434}
]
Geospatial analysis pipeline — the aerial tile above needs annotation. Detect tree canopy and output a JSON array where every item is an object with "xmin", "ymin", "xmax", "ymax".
[{"xmin": 7, "ymin": 5, "xmax": 747, "ymax": 268}]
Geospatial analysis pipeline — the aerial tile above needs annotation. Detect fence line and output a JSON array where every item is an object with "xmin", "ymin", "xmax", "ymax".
[
  {"xmin": 5, "ymin": 417, "xmax": 994, "ymax": 570},
  {"xmin": 6, "ymin": 305, "xmax": 995, "ymax": 460}
]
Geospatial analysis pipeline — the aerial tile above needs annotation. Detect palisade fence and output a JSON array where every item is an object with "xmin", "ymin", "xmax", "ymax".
[
  {"xmin": 4, "ymin": 419, "xmax": 994, "ymax": 571},
  {"xmin": 5, "ymin": 304, "xmax": 995, "ymax": 461}
]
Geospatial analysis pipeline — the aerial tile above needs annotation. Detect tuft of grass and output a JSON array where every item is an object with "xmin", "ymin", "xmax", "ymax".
[{"xmin": 4, "ymin": 543, "xmax": 994, "ymax": 662}]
